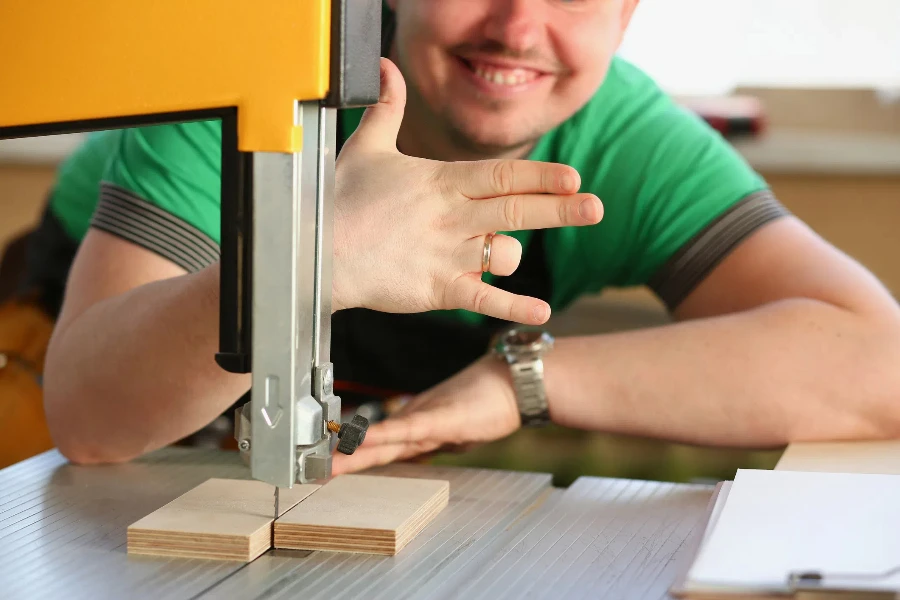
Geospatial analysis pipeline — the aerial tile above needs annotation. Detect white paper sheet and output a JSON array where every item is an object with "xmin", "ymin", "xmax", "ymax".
[
  {"xmin": 685, "ymin": 469, "xmax": 900, "ymax": 593},
  {"xmin": 700, "ymin": 481, "xmax": 731, "ymax": 548}
]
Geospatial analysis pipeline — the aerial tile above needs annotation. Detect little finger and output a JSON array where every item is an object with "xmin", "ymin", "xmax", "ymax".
[{"xmin": 446, "ymin": 275, "xmax": 551, "ymax": 325}]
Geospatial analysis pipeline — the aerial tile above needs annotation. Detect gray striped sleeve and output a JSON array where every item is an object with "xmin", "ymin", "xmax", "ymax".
[
  {"xmin": 90, "ymin": 182, "xmax": 220, "ymax": 273},
  {"xmin": 648, "ymin": 190, "xmax": 791, "ymax": 310}
]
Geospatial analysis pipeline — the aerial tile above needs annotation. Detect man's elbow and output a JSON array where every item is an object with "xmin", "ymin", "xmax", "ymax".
[
  {"xmin": 54, "ymin": 438, "xmax": 138, "ymax": 466},
  {"xmin": 50, "ymin": 422, "xmax": 139, "ymax": 466},
  {"xmin": 782, "ymin": 309, "xmax": 900, "ymax": 444},
  {"xmin": 44, "ymin": 388, "xmax": 138, "ymax": 466},
  {"xmin": 832, "ymin": 315, "xmax": 900, "ymax": 441},
  {"xmin": 870, "ymin": 327, "xmax": 900, "ymax": 438}
]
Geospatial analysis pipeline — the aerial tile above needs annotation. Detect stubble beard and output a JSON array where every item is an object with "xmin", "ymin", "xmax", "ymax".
[{"xmin": 439, "ymin": 97, "xmax": 545, "ymax": 160}]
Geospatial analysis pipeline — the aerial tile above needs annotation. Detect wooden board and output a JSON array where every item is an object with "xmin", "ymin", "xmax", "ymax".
[
  {"xmin": 127, "ymin": 478, "xmax": 320, "ymax": 561},
  {"xmin": 274, "ymin": 474, "xmax": 449, "ymax": 556},
  {"xmin": 776, "ymin": 440, "xmax": 900, "ymax": 475}
]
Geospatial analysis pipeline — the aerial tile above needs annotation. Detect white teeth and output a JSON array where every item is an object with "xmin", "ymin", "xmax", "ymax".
[{"xmin": 470, "ymin": 62, "xmax": 535, "ymax": 86}]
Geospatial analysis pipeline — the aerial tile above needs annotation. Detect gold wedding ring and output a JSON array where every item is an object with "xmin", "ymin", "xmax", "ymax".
[{"xmin": 482, "ymin": 233, "xmax": 494, "ymax": 273}]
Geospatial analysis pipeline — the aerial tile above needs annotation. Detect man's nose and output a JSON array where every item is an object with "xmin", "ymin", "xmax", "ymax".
[{"xmin": 483, "ymin": 0, "xmax": 546, "ymax": 54}]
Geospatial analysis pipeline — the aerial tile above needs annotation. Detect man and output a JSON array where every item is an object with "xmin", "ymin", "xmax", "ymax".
[{"xmin": 21, "ymin": 0, "xmax": 900, "ymax": 468}]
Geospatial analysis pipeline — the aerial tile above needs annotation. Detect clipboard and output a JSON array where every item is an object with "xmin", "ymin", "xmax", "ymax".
[{"xmin": 669, "ymin": 469, "xmax": 900, "ymax": 600}]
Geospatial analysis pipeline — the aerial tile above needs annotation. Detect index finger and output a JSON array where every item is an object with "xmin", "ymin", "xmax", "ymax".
[
  {"xmin": 332, "ymin": 441, "xmax": 430, "ymax": 475},
  {"xmin": 362, "ymin": 411, "xmax": 435, "ymax": 446},
  {"xmin": 450, "ymin": 159, "xmax": 581, "ymax": 199}
]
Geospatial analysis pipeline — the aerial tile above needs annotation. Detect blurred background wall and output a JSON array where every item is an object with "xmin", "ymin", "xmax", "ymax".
[{"xmin": 2, "ymin": 0, "xmax": 898, "ymax": 485}]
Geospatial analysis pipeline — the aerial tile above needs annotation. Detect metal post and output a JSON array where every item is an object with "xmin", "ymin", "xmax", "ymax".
[
  {"xmin": 312, "ymin": 106, "xmax": 342, "ymax": 431},
  {"xmin": 249, "ymin": 101, "xmax": 324, "ymax": 488}
]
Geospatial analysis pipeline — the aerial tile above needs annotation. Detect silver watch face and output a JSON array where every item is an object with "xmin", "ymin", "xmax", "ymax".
[{"xmin": 496, "ymin": 327, "xmax": 554, "ymax": 356}]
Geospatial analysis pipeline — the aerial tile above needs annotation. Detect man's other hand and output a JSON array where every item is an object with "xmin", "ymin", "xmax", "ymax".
[
  {"xmin": 331, "ymin": 58, "xmax": 603, "ymax": 325},
  {"xmin": 331, "ymin": 356, "xmax": 521, "ymax": 474}
]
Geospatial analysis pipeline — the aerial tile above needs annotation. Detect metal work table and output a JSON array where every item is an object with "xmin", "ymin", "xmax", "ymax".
[{"xmin": 0, "ymin": 447, "xmax": 713, "ymax": 599}]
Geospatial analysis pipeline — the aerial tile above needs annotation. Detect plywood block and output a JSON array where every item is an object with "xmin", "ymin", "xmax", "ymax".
[
  {"xmin": 274, "ymin": 474, "xmax": 449, "ymax": 556},
  {"xmin": 127, "ymin": 478, "xmax": 320, "ymax": 561},
  {"xmin": 776, "ymin": 440, "xmax": 900, "ymax": 475}
]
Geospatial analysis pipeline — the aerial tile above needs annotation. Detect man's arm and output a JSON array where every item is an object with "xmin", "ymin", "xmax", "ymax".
[
  {"xmin": 332, "ymin": 216, "xmax": 900, "ymax": 474},
  {"xmin": 43, "ymin": 231, "xmax": 247, "ymax": 464},
  {"xmin": 542, "ymin": 215, "xmax": 900, "ymax": 447}
]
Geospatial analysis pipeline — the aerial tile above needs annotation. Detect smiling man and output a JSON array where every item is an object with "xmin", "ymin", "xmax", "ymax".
[{"xmin": 12, "ymin": 0, "xmax": 900, "ymax": 467}]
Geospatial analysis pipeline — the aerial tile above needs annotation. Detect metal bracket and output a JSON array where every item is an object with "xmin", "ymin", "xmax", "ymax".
[
  {"xmin": 235, "ymin": 400, "xmax": 333, "ymax": 483},
  {"xmin": 234, "ymin": 403, "xmax": 252, "ymax": 466},
  {"xmin": 314, "ymin": 363, "xmax": 342, "ymax": 423},
  {"xmin": 298, "ymin": 439, "xmax": 333, "ymax": 482}
]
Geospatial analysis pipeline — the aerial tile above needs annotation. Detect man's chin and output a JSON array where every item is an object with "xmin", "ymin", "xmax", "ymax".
[{"xmin": 445, "ymin": 118, "xmax": 542, "ymax": 158}]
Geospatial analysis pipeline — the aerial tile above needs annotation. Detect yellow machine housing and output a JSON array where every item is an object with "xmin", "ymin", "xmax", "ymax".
[{"xmin": 0, "ymin": 0, "xmax": 330, "ymax": 151}]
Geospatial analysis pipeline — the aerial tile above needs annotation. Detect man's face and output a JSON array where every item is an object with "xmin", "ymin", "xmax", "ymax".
[{"xmin": 389, "ymin": 0, "xmax": 639, "ymax": 155}]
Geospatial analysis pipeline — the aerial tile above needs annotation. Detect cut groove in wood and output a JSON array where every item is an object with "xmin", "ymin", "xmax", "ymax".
[
  {"xmin": 127, "ymin": 478, "xmax": 320, "ymax": 561},
  {"xmin": 274, "ymin": 474, "xmax": 449, "ymax": 556}
]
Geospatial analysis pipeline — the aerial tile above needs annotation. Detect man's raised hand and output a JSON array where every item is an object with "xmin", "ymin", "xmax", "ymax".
[{"xmin": 331, "ymin": 58, "xmax": 603, "ymax": 324}]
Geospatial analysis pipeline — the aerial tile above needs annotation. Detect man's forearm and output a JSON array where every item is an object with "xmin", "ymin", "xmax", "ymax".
[
  {"xmin": 542, "ymin": 298, "xmax": 900, "ymax": 448},
  {"xmin": 43, "ymin": 265, "xmax": 249, "ymax": 463}
]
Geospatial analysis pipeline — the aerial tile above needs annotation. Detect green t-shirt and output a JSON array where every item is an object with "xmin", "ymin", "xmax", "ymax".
[{"xmin": 49, "ymin": 56, "xmax": 781, "ymax": 317}]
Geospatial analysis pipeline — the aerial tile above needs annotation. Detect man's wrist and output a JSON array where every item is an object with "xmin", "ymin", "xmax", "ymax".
[
  {"xmin": 480, "ymin": 354, "xmax": 526, "ymax": 428},
  {"xmin": 538, "ymin": 346, "xmax": 567, "ymax": 428},
  {"xmin": 538, "ymin": 337, "xmax": 596, "ymax": 431},
  {"xmin": 330, "ymin": 272, "xmax": 357, "ymax": 313},
  {"xmin": 487, "ymin": 326, "xmax": 556, "ymax": 428}
]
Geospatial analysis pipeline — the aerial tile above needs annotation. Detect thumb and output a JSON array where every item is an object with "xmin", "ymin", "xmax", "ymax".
[{"xmin": 343, "ymin": 57, "xmax": 407, "ymax": 153}]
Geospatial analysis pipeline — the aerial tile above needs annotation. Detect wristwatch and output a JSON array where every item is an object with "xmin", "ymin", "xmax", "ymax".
[{"xmin": 491, "ymin": 326, "xmax": 555, "ymax": 427}]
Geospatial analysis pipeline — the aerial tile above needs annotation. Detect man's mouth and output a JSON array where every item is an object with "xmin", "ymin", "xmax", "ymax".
[{"xmin": 457, "ymin": 57, "xmax": 546, "ymax": 87}]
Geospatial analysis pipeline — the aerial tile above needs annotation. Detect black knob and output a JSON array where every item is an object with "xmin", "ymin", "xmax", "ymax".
[{"xmin": 336, "ymin": 414, "xmax": 369, "ymax": 455}]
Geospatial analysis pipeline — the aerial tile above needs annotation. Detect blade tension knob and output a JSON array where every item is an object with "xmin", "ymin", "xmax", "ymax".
[{"xmin": 327, "ymin": 415, "xmax": 369, "ymax": 455}]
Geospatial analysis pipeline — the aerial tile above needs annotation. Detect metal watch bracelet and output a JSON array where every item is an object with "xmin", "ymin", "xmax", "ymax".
[{"xmin": 509, "ymin": 356, "xmax": 551, "ymax": 427}]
